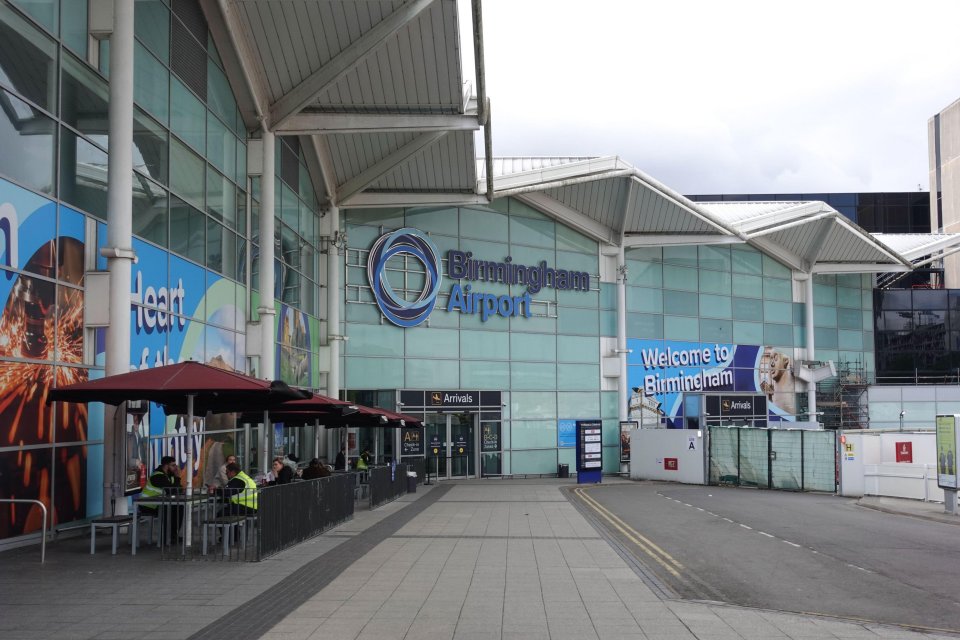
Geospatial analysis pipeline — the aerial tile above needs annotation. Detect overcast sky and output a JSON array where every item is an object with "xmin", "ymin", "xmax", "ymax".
[{"xmin": 467, "ymin": 0, "xmax": 960, "ymax": 195}]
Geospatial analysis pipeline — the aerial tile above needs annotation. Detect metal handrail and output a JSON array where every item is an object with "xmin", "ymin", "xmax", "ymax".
[{"xmin": 0, "ymin": 499, "xmax": 48, "ymax": 563}]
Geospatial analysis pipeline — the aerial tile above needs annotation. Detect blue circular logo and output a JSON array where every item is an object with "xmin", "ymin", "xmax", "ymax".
[{"xmin": 367, "ymin": 228, "xmax": 442, "ymax": 327}]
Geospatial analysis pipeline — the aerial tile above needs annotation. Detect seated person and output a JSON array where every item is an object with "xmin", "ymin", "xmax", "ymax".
[
  {"xmin": 301, "ymin": 458, "xmax": 331, "ymax": 480},
  {"xmin": 268, "ymin": 457, "xmax": 294, "ymax": 485},
  {"xmin": 209, "ymin": 454, "xmax": 237, "ymax": 490},
  {"xmin": 216, "ymin": 462, "xmax": 258, "ymax": 516},
  {"xmin": 140, "ymin": 455, "xmax": 183, "ymax": 543},
  {"xmin": 356, "ymin": 450, "xmax": 371, "ymax": 471}
]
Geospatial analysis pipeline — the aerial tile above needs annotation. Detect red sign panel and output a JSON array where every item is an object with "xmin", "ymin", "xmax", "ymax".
[
  {"xmin": 664, "ymin": 457, "xmax": 678, "ymax": 471},
  {"xmin": 895, "ymin": 441, "xmax": 913, "ymax": 463}
]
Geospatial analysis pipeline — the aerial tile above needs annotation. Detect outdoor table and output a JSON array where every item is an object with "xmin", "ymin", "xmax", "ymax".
[{"xmin": 131, "ymin": 493, "xmax": 212, "ymax": 555}]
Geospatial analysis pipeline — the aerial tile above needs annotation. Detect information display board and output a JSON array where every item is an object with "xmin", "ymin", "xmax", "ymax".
[
  {"xmin": 619, "ymin": 421, "xmax": 637, "ymax": 463},
  {"xmin": 429, "ymin": 433, "xmax": 442, "ymax": 457},
  {"xmin": 936, "ymin": 415, "xmax": 959, "ymax": 489},
  {"xmin": 481, "ymin": 422, "xmax": 500, "ymax": 452},
  {"xmin": 576, "ymin": 420, "xmax": 603, "ymax": 484},
  {"xmin": 453, "ymin": 433, "xmax": 468, "ymax": 456},
  {"xmin": 401, "ymin": 427, "xmax": 423, "ymax": 456}
]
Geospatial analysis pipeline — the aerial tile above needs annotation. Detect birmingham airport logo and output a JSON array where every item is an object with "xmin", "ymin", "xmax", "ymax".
[{"xmin": 367, "ymin": 228, "xmax": 442, "ymax": 328}]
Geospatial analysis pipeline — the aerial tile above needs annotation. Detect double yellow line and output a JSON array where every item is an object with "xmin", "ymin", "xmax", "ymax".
[{"xmin": 573, "ymin": 487, "xmax": 684, "ymax": 578}]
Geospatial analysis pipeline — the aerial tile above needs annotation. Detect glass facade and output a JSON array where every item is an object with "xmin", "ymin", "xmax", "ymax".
[
  {"xmin": 343, "ymin": 200, "xmax": 877, "ymax": 475},
  {"xmin": 0, "ymin": 0, "xmax": 328, "ymax": 543},
  {"xmin": 686, "ymin": 192, "xmax": 931, "ymax": 234},
  {"xmin": 874, "ymin": 289, "xmax": 959, "ymax": 379}
]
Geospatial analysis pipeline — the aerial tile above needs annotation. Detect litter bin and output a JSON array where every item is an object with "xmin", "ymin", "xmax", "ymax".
[
  {"xmin": 557, "ymin": 463, "xmax": 569, "ymax": 478},
  {"xmin": 406, "ymin": 471, "xmax": 417, "ymax": 493}
]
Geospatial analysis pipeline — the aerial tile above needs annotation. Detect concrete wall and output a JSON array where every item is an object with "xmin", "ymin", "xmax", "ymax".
[
  {"xmin": 629, "ymin": 429, "xmax": 706, "ymax": 484},
  {"xmin": 930, "ymin": 98, "xmax": 960, "ymax": 287},
  {"xmin": 839, "ymin": 430, "xmax": 940, "ymax": 501}
]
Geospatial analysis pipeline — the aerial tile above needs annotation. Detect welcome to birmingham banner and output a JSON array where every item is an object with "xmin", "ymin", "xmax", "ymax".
[{"xmin": 627, "ymin": 339, "xmax": 798, "ymax": 427}]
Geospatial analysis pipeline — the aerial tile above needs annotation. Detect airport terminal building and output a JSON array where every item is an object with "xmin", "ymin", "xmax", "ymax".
[{"xmin": 1, "ymin": 0, "xmax": 959, "ymax": 545}]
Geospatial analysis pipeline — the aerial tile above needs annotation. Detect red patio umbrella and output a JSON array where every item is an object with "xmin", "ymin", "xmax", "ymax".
[{"xmin": 47, "ymin": 361, "xmax": 309, "ymax": 412}]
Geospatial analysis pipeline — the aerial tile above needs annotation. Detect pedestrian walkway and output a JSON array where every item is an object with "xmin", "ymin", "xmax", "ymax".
[
  {"xmin": 1, "ymin": 481, "xmax": 958, "ymax": 640},
  {"xmin": 857, "ymin": 494, "xmax": 960, "ymax": 526},
  {"xmin": 257, "ymin": 481, "xmax": 956, "ymax": 640}
]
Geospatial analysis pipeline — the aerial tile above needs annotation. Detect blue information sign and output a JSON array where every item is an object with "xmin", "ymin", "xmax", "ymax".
[{"xmin": 558, "ymin": 420, "xmax": 576, "ymax": 448}]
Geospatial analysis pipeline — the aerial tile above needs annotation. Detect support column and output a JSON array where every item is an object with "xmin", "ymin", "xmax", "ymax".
[
  {"xmin": 617, "ymin": 248, "xmax": 629, "ymax": 422},
  {"xmin": 258, "ymin": 129, "xmax": 276, "ymax": 477},
  {"xmin": 327, "ymin": 205, "xmax": 341, "ymax": 399},
  {"xmin": 102, "ymin": 0, "xmax": 135, "ymax": 516},
  {"xmin": 805, "ymin": 275, "xmax": 817, "ymax": 421},
  {"xmin": 258, "ymin": 128, "xmax": 276, "ymax": 382}
]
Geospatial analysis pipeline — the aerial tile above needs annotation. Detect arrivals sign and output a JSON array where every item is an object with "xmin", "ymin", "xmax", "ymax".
[{"xmin": 367, "ymin": 228, "xmax": 591, "ymax": 328}]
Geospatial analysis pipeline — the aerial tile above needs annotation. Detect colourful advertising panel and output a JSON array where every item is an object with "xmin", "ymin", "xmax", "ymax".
[
  {"xmin": 129, "ymin": 239, "xmax": 240, "ymax": 492},
  {"xmin": 627, "ymin": 339, "xmax": 797, "ymax": 427},
  {"xmin": 620, "ymin": 421, "xmax": 637, "ymax": 462},
  {"xmin": 277, "ymin": 302, "xmax": 311, "ymax": 387},
  {"xmin": 936, "ymin": 415, "xmax": 958, "ymax": 490},
  {"xmin": 0, "ymin": 179, "xmax": 89, "ymax": 539}
]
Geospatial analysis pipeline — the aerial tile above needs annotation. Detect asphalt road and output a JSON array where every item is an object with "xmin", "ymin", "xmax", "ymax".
[{"xmin": 576, "ymin": 482, "xmax": 960, "ymax": 633}]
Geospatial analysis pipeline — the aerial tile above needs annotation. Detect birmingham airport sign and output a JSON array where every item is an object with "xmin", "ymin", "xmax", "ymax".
[{"xmin": 367, "ymin": 227, "xmax": 591, "ymax": 328}]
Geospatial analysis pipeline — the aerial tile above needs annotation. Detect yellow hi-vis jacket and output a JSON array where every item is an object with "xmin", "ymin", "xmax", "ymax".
[{"xmin": 230, "ymin": 471, "xmax": 258, "ymax": 511}]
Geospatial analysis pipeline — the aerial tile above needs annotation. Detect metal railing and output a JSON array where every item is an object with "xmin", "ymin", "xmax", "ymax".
[
  {"xmin": 0, "ymin": 499, "xmax": 47, "ymax": 563},
  {"xmin": 875, "ymin": 370, "xmax": 960, "ymax": 385},
  {"xmin": 134, "ymin": 475, "xmax": 355, "ymax": 561},
  {"xmin": 368, "ymin": 463, "xmax": 408, "ymax": 509},
  {"xmin": 257, "ymin": 474, "xmax": 354, "ymax": 560}
]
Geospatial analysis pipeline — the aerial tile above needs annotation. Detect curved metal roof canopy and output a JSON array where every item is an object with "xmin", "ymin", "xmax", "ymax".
[
  {"xmin": 481, "ymin": 155, "xmax": 960, "ymax": 275},
  {"xmin": 203, "ymin": 0, "xmax": 491, "ymax": 209}
]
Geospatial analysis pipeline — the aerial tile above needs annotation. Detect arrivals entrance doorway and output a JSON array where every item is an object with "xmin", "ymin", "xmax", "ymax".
[{"xmin": 424, "ymin": 412, "xmax": 476, "ymax": 478}]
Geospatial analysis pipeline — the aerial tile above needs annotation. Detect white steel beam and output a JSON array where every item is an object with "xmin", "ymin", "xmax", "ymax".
[
  {"xmin": 276, "ymin": 113, "xmax": 480, "ymax": 135},
  {"xmin": 616, "ymin": 179, "xmax": 636, "ymax": 240},
  {"xmin": 515, "ymin": 192, "xmax": 617, "ymax": 245},
  {"xmin": 336, "ymin": 131, "xmax": 447, "ymax": 204},
  {"xmin": 269, "ymin": 0, "xmax": 438, "ymax": 129},
  {"xmin": 311, "ymin": 135, "xmax": 340, "ymax": 206},
  {"xmin": 749, "ymin": 237, "xmax": 807, "ymax": 272},
  {"xmin": 622, "ymin": 234, "xmax": 738, "ymax": 248},
  {"xmin": 341, "ymin": 192, "xmax": 489, "ymax": 207},
  {"xmin": 812, "ymin": 263, "xmax": 910, "ymax": 274},
  {"xmin": 204, "ymin": 0, "xmax": 270, "ymax": 127}
]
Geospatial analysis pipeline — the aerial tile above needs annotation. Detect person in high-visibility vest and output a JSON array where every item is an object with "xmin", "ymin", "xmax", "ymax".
[
  {"xmin": 140, "ymin": 455, "xmax": 182, "ymax": 543},
  {"xmin": 217, "ymin": 462, "xmax": 258, "ymax": 516},
  {"xmin": 356, "ymin": 450, "xmax": 370, "ymax": 471}
]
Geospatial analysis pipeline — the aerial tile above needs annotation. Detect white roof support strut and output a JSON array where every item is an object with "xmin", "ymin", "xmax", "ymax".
[
  {"xmin": 275, "ymin": 113, "xmax": 480, "ymax": 135},
  {"xmin": 337, "ymin": 131, "xmax": 448, "ymax": 205},
  {"xmin": 269, "ymin": 0, "xmax": 439, "ymax": 129}
]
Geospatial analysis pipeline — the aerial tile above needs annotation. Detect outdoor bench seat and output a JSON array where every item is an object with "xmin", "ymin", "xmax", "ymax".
[
  {"xmin": 201, "ymin": 515, "xmax": 247, "ymax": 556},
  {"xmin": 90, "ymin": 515, "xmax": 133, "ymax": 555}
]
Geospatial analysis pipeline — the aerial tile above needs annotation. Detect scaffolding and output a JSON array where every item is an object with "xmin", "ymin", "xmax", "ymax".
[{"xmin": 816, "ymin": 358, "xmax": 870, "ymax": 430}]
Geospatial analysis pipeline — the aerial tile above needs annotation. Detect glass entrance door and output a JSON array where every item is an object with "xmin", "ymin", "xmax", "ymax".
[
  {"xmin": 424, "ymin": 412, "xmax": 477, "ymax": 478},
  {"xmin": 449, "ymin": 413, "xmax": 475, "ymax": 477},
  {"xmin": 424, "ymin": 413, "xmax": 447, "ymax": 478}
]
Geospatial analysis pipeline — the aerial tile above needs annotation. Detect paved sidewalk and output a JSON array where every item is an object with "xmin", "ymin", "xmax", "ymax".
[
  {"xmin": 260, "ymin": 481, "xmax": 958, "ymax": 640},
  {"xmin": 857, "ymin": 495, "xmax": 960, "ymax": 526},
  {"xmin": 2, "ymin": 481, "xmax": 958, "ymax": 640}
]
